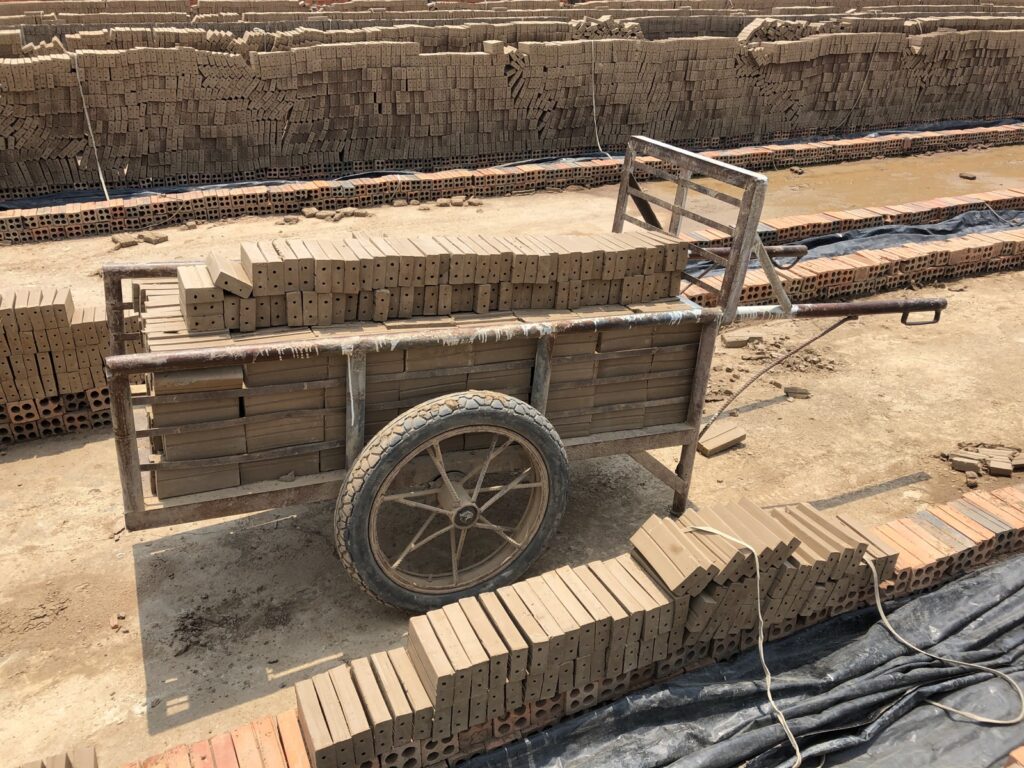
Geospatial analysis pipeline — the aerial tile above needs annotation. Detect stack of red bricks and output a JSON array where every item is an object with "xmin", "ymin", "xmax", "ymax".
[
  {"xmin": 111, "ymin": 484, "xmax": 1024, "ymax": 768},
  {"xmin": 686, "ymin": 224, "xmax": 1024, "ymax": 307},
  {"xmin": 0, "ymin": 288, "xmax": 141, "ymax": 445},
  {"xmin": 1, "ymin": 124, "xmax": 1022, "ymax": 242}
]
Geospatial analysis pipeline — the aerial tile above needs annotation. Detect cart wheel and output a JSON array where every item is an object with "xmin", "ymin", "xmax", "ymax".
[{"xmin": 335, "ymin": 390, "xmax": 569, "ymax": 611}]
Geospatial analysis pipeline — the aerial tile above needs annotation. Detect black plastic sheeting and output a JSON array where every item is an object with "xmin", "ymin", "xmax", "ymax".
[
  {"xmin": 800, "ymin": 209, "xmax": 1024, "ymax": 260},
  {"xmin": 464, "ymin": 554, "xmax": 1024, "ymax": 768},
  {"xmin": 688, "ymin": 209, "xmax": 1024, "ymax": 278}
]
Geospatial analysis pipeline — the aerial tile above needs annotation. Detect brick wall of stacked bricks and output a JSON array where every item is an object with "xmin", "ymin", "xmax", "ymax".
[
  {"xmin": 2, "ymin": 124, "xmax": 1022, "ymax": 243},
  {"xmin": 3, "ymin": 30, "xmax": 1024, "ymax": 198},
  {"xmin": 0, "ymin": 289, "xmax": 142, "ymax": 445},
  {"xmin": 106, "ymin": 485, "xmax": 1024, "ymax": 768}
]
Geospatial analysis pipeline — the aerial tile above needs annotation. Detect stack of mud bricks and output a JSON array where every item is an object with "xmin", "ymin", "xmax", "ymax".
[
  {"xmin": 867, "ymin": 486, "xmax": 1024, "ymax": 597},
  {"xmin": 3, "ymin": 125, "xmax": 1024, "ymax": 241},
  {"xmin": 4, "ymin": 30, "xmax": 1024, "ymax": 198},
  {"xmin": 137, "ymin": 277, "xmax": 343, "ymax": 498},
  {"xmin": 178, "ymin": 233, "xmax": 687, "ymax": 333},
  {"xmin": 113, "ymin": 485, "xmax": 1024, "ymax": 768},
  {"xmin": 142, "ymin": 264, "xmax": 698, "ymax": 499},
  {"xmin": 286, "ymin": 498, "xmax": 906, "ymax": 768},
  {"xmin": 18, "ymin": 745, "xmax": 96, "ymax": 768},
  {"xmin": 0, "ymin": 288, "xmax": 140, "ymax": 445}
]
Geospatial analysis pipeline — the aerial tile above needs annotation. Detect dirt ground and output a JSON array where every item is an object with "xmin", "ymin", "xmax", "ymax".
[{"xmin": 1, "ymin": 147, "xmax": 1023, "ymax": 766}]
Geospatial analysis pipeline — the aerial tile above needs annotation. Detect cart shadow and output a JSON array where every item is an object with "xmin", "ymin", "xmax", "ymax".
[{"xmin": 131, "ymin": 501, "xmax": 408, "ymax": 735}]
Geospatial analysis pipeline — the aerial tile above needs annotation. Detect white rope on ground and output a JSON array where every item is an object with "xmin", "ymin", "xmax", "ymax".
[
  {"xmin": 863, "ymin": 556, "xmax": 1024, "ymax": 726},
  {"xmin": 56, "ymin": 41, "xmax": 110, "ymax": 201},
  {"xmin": 685, "ymin": 524, "xmax": 804, "ymax": 768}
]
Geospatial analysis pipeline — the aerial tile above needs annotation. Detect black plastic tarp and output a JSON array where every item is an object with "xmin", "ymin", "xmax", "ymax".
[
  {"xmin": 466, "ymin": 554, "xmax": 1024, "ymax": 768},
  {"xmin": 800, "ymin": 209, "xmax": 1024, "ymax": 260}
]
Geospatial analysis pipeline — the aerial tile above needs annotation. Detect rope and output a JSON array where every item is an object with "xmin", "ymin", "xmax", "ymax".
[
  {"xmin": 589, "ymin": 40, "xmax": 611, "ymax": 158},
  {"xmin": 686, "ymin": 524, "xmax": 804, "ymax": 767},
  {"xmin": 59, "ymin": 43, "xmax": 110, "ymax": 202},
  {"xmin": 699, "ymin": 316, "xmax": 854, "ymax": 439},
  {"xmin": 863, "ymin": 556, "xmax": 1024, "ymax": 726}
]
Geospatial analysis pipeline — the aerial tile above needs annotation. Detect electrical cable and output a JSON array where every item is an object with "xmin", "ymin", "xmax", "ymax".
[
  {"xmin": 863, "ymin": 556, "xmax": 1024, "ymax": 726},
  {"xmin": 698, "ymin": 316, "xmax": 854, "ymax": 440},
  {"xmin": 685, "ymin": 524, "xmax": 804, "ymax": 767}
]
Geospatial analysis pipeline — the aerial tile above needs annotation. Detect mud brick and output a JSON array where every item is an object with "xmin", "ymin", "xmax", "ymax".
[
  {"xmin": 298, "ymin": 674, "xmax": 350, "ymax": 768},
  {"xmin": 495, "ymin": 585, "xmax": 551, "ymax": 677},
  {"xmin": 327, "ymin": 664, "xmax": 374, "ymax": 768},
  {"xmin": 178, "ymin": 265, "xmax": 223, "ymax": 304},
  {"xmin": 407, "ymin": 615, "xmax": 455, "ymax": 711},
  {"xmin": 153, "ymin": 463, "xmax": 239, "ymax": 499},
  {"xmin": 512, "ymin": 580, "xmax": 571, "ymax": 666},
  {"xmin": 350, "ymin": 657, "xmax": 394, "ymax": 756},
  {"xmin": 476, "ymin": 592, "xmax": 529, "ymax": 682},
  {"xmin": 383, "ymin": 648, "xmax": 434, "ymax": 742},
  {"xmin": 420, "ymin": 735, "xmax": 458, "ymax": 766},
  {"xmin": 697, "ymin": 420, "xmax": 745, "ymax": 457},
  {"xmin": 368, "ymin": 652, "xmax": 414, "ymax": 745},
  {"xmin": 206, "ymin": 253, "xmax": 253, "ymax": 298}
]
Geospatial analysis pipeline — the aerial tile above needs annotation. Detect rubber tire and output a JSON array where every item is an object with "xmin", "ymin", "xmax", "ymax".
[{"xmin": 335, "ymin": 390, "xmax": 569, "ymax": 612}]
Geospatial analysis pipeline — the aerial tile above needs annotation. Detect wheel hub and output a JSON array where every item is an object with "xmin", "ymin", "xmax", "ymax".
[{"xmin": 454, "ymin": 504, "xmax": 480, "ymax": 528}]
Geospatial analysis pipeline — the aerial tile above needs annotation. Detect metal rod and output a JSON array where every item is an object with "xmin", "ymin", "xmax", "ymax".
[
  {"xmin": 736, "ymin": 297, "xmax": 947, "ymax": 320},
  {"xmin": 106, "ymin": 307, "xmax": 718, "ymax": 375},
  {"xmin": 346, "ymin": 352, "xmax": 367, "ymax": 469},
  {"xmin": 530, "ymin": 335, "xmax": 554, "ymax": 414},
  {"xmin": 109, "ymin": 371, "xmax": 146, "ymax": 527},
  {"xmin": 673, "ymin": 317, "xmax": 720, "ymax": 515}
]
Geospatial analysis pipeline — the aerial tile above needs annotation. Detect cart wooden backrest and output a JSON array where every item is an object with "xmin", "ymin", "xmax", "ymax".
[{"xmin": 612, "ymin": 136, "xmax": 768, "ymax": 323}]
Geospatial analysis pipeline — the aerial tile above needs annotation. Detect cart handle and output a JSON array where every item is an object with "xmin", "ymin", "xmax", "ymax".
[
  {"xmin": 732, "ymin": 297, "xmax": 947, "ymax": 322},
  {"xmin": 901, "ymin": 307, "xmax": 943, "ymax": 326}
]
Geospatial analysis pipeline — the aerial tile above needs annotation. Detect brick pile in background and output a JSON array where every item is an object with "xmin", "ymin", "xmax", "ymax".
[
  {"xmin": 110, "ymin": 484, "xmax": 1024, "ymax": 768},
  {"xmin": 0, "ymin": 288, "xmax": 141, "ymax": 445},
  {"xmin": 686, "ymin": 223, "xmax": 1024, "ymax": 307},
  {"xmin": 3, "ymin": 30, "xmax": 1024, "ymax": 198},
  {"xmin": 1, "ymin": 123, "xmax": 1021, "ymax": 245}
]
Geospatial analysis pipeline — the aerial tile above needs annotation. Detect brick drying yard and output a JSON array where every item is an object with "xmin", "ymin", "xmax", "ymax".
[
  {"xmin": 4, "ymin": 0, "xmax": 1024, "ymax": 766},
  {"xmin": 2, "ymin": 146, "xmax": 1024, "ymax": 764}
]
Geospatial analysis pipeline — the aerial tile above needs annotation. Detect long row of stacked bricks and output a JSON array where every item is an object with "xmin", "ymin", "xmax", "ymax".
[
  {"xmin": 95, "ymin": 484, "xmax": 1024, "ymax": 768},
  {"xmin": 0, "ymin": 289, "xmax": 141, "ymax": 445},
  {"xmin": 187, "ymin": 231, "xmax": 689, "ymax": 331},
  {"xmin": 2, "ymin": 124, "xmax": 1022, "ymax": 244}
]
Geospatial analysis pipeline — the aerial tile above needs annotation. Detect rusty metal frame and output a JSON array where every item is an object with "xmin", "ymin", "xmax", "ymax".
[{"xmin": 612, "ymin": 135, "xmax": 768, "ymax": 324}]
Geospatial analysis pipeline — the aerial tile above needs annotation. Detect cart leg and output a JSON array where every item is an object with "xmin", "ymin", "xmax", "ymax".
[
  {"xmin": 672, "ymin": 318, "xmax": 719, "ymax": 516},
  {"xmin": 110, "ymin": 370, "xmax": 146, "ymax": 529},
  {"xmin": 346, "ymin": 351, "xmax": 367, "ymax": 469}
]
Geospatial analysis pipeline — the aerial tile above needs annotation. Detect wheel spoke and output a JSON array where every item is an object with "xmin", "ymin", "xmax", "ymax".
[
  {"xmin": 381, "ymin": 487, "xmax": 443, "ymax": 502},
  {"xmin": 451, "ymin": 528, "xmax": 467, "ymax": 586},
  {"xmin": 465, "ymin": 435, "xmax": 514, "ymax": 501},
  {"xmin": 392, "ymin": 516, "xmax": 453, "ymax": 569},
  {"xmin": 386, "ymin": 497, "xmax": 454, "ymax": 518},
  {"xmin": 428, "ymin": 440, "xmax": 461, "ymax": 500},
  {"xmin": 478, "ymin": 467, "xmax": 534, "ymax": 513},
  {"xmin": 475, "ymin": 482, "xmax": 542, "ymax": 495},
  {"xmin": 475, "ymin": 515, "xmax": 523, "ymax": 548}
]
